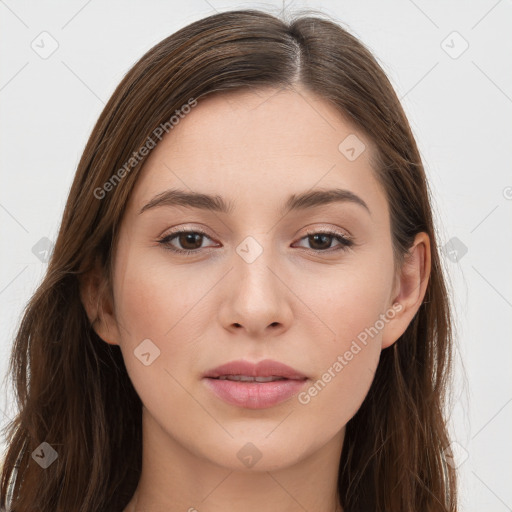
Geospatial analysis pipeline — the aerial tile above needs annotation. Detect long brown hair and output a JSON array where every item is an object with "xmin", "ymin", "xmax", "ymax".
[{"xmin": 1, "ymin": 8, "xmax": 457, "ymax": 511}]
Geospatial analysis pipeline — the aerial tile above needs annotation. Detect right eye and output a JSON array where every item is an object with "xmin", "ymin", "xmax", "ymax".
[{"xmin": 157, "ymin": 229, "xmax": 218, "ymax": 255}]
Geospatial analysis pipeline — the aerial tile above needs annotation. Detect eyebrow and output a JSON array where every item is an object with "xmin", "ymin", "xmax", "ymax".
[{"xmin": 139, "ymin": 187, "xmax": 371, "ymax": 216}]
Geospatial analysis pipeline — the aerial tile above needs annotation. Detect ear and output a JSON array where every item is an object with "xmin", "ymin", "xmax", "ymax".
[
  {"xmin": 79, "ymin": 260, "xmax": 121, "ymax": 346},
  {"xmin": 381, "ymin": 232, "xmax": 431, "ymax": 349}
]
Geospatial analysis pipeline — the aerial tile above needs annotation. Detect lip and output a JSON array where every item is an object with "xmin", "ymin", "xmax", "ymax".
[
  {"xmin": 202, "ymin": 359, "xmax": 308, "ymax": 409},
  {"xmin": 202, "ymin": 359, "xmax": 307, "ymax": 380}
]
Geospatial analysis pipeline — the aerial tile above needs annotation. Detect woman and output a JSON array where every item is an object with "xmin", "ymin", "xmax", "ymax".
[{"xmin": 0, "ymin": 8, "xmax": 457, "ymax": 512}]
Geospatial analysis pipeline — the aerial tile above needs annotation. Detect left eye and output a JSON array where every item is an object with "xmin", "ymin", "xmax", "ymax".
[
  {"xmin": 158, "ymin": 229, "xmax": 354, "ymax": 254},
  {"xmin": 294, "ymin": 231, "xmax": 354, "ymax": 252}
]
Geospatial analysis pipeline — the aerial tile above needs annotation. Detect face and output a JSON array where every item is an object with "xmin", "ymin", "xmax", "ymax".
[{"xmin": 96, "ymin": 86, "xmax": 412, "ymax": 471}]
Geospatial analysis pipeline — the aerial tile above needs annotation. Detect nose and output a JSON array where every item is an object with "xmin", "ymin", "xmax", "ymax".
[{"xmin": 217, "ymin": 241, "xmax": 293, "ymax": 337}]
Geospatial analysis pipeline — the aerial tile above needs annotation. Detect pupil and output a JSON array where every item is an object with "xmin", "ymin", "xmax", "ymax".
[
  {"xmin": 310, "ymin": 234, "xmax": 331, "ymax": 250},
  {"xmin": 180, "ymin": 233, "xmax": 201, "ymax": 250}
]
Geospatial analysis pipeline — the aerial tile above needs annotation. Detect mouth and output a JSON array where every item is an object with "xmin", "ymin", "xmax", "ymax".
[
  {"xmin": 203, "ymin": 375, "xmax": 308, "ymax": 409},
  {"xmin": 202, "ymin": 358, "xmax": 308, "ymax": 381},
  {"xmin": 211, "ymin": 375, "xmax": 304, "ymax": 383},
  {"xmin": 202, "ymin": 359, "xmax": 308, "ymax": 409}
]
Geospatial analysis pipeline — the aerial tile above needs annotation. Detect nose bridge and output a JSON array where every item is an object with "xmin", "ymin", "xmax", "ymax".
[
  {"xmin": 234, "ymin": 233, "xmax": 278, "ymax": 298},
  {"xmin": 219, "ymin": 232, "xmax": 292, "ymax": 335}
]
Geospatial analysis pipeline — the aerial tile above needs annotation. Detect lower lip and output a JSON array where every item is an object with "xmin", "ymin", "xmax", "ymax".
[{"xmin": 203, "ymin": 377, "xmax": 308, "ymax": 409}]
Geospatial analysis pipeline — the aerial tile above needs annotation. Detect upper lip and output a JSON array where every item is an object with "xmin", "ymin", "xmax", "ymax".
[{"xmin": 202, "ymin": 359, "xmax": 308, "ymax": 380}]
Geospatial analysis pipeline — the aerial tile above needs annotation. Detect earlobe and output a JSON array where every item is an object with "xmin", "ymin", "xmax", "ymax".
[
  {"xmin": 78, "ymin": 264, "xmax": 121, "ymax": 346},
  {"xmin": 381, "ymin": 232, "xmax": 431, "ymax": 349}
]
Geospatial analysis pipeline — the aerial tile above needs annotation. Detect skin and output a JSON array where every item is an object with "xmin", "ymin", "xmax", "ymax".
[{"xmin": 83, "ymin": 86, "xmax": 430, "ymax": 512}]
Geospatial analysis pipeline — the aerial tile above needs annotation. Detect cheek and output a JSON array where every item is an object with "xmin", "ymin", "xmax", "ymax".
[
  {"xmin": 296, "ymin": 259, "xmax": 393, "ymax": 421},
  {"xmin": 112, "ymin": 258, "xmax": 210, "ymax": 426},
  {"xmin": 294, "ymin": 306, "xmax": 382, "ymax": 439},
  {"xmin": 114, "ymin": 250, "xmax": 211, "ymax": 342},
  {"xmin": 308, "ymin": 258, "xmax": 393, "ymax": 348},
  {"xmin": 112, "ymin": 251, "xmax": 214, "ymax": 389}
]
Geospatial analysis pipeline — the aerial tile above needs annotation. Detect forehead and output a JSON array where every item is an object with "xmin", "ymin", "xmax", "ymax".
[
  {"xmin": 129, "ymin": 87, "xmax": 388, "ymax": 219},
  {"xmin": 164, "ymin": 86, "xmax": 369, "ymax": 165}
]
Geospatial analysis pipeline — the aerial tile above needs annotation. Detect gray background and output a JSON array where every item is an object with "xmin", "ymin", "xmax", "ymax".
[{"xmin": 1, "ymin": 1, "xmax": 511, "ymax": 510}]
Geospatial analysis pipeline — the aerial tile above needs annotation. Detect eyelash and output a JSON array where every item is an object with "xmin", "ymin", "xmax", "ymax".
[{"xmin": 157, "ymin": 227, "xmax": 354, "ymax": 256}]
